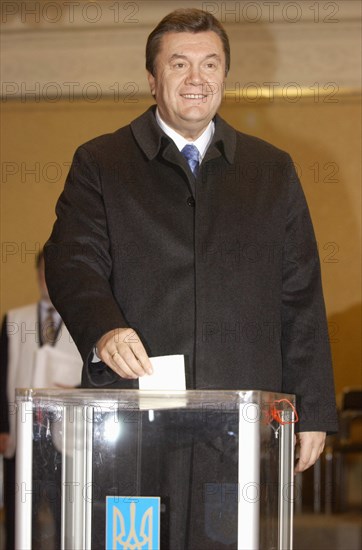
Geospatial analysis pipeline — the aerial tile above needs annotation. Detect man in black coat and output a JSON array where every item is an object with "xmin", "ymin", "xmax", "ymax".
[{"xmin": 45, "ymin": 8, "xmax": 338, "ymax": 475}]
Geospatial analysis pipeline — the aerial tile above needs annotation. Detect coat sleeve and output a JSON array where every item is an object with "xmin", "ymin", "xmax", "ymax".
[
  {"xmin": 0, "ymin": 315, "xmax": 9, "ymax": 433},
  {"xmin": 281, "ymin": 156, "xmax": 338, "ymax": 433},
  {"xmin": 44, "ymin": 145, "xmax": 127, "ymax": 386}
]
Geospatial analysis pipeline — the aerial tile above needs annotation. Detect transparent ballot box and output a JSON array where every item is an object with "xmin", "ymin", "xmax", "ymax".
[{"xmin": 16, "ymin": 389, "xmax": 296, "ymax": 549}]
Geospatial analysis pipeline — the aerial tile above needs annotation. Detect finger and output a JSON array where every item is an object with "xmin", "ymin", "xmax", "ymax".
[
  {"xmin": 294, "ymin": 436, "xmax": 312, "ymax": 473},
  {"xmin": 101, "ymin": 345, "xmax": 143, "ymax": 379},
  {"xmin": 295, "ymin": 439, "xmax": 324, "ymax": 473},
  {"xmin": 128, "ymin": 340, "xmax": 153, "ymax": 375},
  {"xmin": 118, "ymin": 347, "xmax": 149, "ymax": 377},
  {"xmin": 119, "ymin": 329, "xmax": 152, "ymax": 374},
  {"xmin": 97, "ymin": 328, "xmax": 152, "ymax": 378},
  {"xmin": 110, "ymin": 351, "xmax": 139, "ymax": 379},
  {"xmin": 110, "ymin": 345, "xmax": 148, "ymax": 378},
  {"xmin": 295, "ymin": 456, "xmax": 309, "ymax": 473}
]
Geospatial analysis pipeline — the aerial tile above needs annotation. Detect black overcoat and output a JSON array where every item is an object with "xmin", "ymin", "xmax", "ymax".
[{"xmin": 45, "ymin": 107, "xmax": 338, "ymax": 433}]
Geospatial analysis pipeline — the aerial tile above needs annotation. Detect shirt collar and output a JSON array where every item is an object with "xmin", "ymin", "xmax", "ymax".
[
  {"xmin": 155, "ymin": 108, "xmax": 215, "ymax": 162},
  {"xmin": 130, "ymin": 106, "xmax": 236, "ymax": 165}
]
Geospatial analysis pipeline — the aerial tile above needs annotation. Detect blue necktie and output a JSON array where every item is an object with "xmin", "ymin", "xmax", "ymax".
[{"xmin": 181, "ymin": 144, "xmax": 200, "ymax": 176}]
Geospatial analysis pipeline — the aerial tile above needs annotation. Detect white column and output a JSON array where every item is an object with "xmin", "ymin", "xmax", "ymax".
[
  {"xmin": 15, "ymin": 397, "xmax": 33, "ymax": 550},
  {"xmin": 237, "ymin": 402, "xmax": 260, "ymax": 550}
]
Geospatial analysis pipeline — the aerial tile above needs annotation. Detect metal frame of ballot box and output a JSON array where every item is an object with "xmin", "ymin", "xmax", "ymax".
[{"xmin": 15, "ymin": 389, "xmax": 296, "ymax": 550}]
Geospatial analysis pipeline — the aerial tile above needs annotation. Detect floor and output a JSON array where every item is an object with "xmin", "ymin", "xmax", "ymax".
[{"xmin": 294, "ymin": 512, "xmax": 362, "ymax": 550}]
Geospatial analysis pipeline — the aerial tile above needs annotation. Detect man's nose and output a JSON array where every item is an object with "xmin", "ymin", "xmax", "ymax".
[{"xmin": 185, "ymin": 66, "xmax": 203, "ymax": 85}]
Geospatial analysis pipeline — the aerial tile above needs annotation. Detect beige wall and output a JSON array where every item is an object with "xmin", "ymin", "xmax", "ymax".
[{"xmin": 1, "ymin": 94, "xmax": 360, "ymax": 393}]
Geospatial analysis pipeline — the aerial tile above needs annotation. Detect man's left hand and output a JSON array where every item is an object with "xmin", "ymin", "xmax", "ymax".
[{"xmin": 294, "ymin": 431, "xmax": 326, "ymax": 473}]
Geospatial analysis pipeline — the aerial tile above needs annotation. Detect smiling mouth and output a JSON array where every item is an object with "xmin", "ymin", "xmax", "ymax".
[{"xmin": 181, "ymin": 94, "xmax": 208, "ymax": 100}]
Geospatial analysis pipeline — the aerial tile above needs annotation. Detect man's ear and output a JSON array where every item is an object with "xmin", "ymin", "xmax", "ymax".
[{"xmin": 147, "ymin": 72, "xmax": 156, "ymax": 98}]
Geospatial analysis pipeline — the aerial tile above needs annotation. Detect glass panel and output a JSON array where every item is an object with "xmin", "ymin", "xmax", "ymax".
[
  {"xmin": 259, "ymin": 418, "xmax": 280, "ymax": 548},
  {"xmin": 16, "ymin": 389, "xmax": 294, "ymax": 550},
  {"xmin": 32, "ymin": 400, "xmax": 63, "ymax": 550}
]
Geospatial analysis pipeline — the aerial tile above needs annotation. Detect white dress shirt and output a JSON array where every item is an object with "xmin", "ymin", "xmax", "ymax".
[{"xmin": 155, "ymin": 109, "xmax": 215, "ymax": 162}]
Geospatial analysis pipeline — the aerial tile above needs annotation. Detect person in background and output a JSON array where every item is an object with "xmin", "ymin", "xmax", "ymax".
[
  {"xmin": 0, "ymin": 249, "xmax": 83, "ymax": 550},
  {"xmin": 45, "ymin": 8, "xmax": 338, "ymax": 473}
]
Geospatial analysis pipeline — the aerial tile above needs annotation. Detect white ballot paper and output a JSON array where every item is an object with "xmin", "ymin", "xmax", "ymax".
[{"xmin": 138, "ymin": 354, "xmax": 186, "ymax": 391}]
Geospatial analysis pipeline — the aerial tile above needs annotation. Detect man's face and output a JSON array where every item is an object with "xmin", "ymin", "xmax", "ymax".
[{"xmin": 148, "ymin": 31, "xmax": 226, "ymax": 140}]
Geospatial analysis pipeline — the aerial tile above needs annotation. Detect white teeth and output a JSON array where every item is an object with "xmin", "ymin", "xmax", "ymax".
[{"xmin": 183, "ymin": 94, "xmax": 206, "ymax": 99}]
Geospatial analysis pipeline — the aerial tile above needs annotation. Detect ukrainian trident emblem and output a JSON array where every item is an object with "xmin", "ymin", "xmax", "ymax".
[{"xmin": 106, "ymin": 496, "xmax": 160, "ymax": 550}]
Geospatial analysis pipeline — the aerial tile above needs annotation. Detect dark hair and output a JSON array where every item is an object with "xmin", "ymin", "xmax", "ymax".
[{"xmin": 146, "ymin": 8, "xmax": 230, "ymax": 77}]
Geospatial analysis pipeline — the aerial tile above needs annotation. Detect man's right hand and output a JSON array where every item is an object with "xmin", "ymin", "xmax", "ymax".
[
  {"xmin": 0, "ymin": 433, "xmax": 9, "ymax": 454},
  {"xmin": 96, "ymin": 328, "xmax": 153, "ymax": 379}
]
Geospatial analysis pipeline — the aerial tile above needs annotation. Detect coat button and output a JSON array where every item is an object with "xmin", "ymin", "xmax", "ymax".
[{"xmin": 187, "ymin": 196, "xmax": 195, "ymax": 207}]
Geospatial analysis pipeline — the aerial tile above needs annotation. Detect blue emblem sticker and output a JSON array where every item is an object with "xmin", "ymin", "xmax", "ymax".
[{"xmin": 106, "ymin": 496, "xmax": 160, "ymax": 550}]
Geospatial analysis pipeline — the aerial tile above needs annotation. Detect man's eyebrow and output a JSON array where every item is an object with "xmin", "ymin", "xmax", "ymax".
[
  {"xmin": 168, "ymin": 53, "xmax": 221, "ymax": 62},
  {"xmin": 169, "ymin": 54, "xmax": 188, "ymax": 62}
]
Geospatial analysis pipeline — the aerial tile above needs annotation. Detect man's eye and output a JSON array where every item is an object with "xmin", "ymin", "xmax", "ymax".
[
  {"xmin": 205, "ymin": 63, "xmax": 216, "ymax": 69},
  {"xmin": 174, "ymin": 63, "xmax": 186, "ymax": 69}
]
